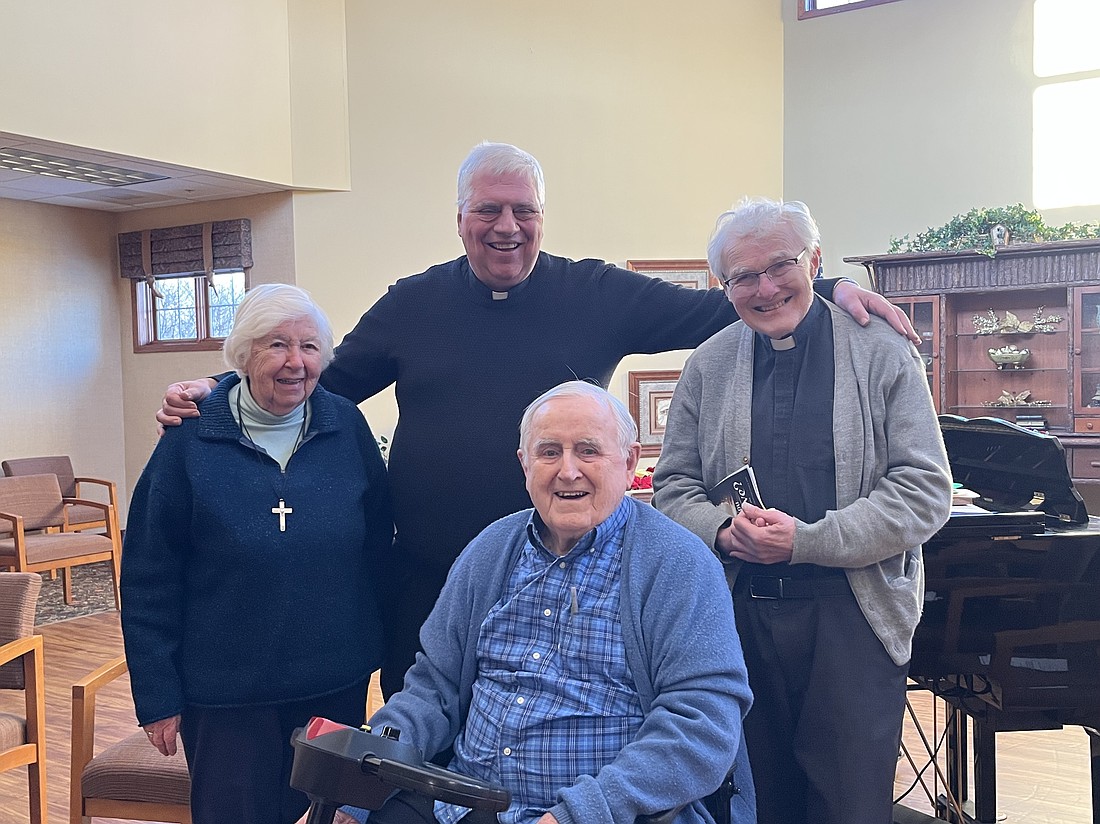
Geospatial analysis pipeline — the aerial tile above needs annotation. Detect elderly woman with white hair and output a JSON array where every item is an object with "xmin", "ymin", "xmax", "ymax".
[{"xmin": 121, "ymin": 283, "xmax": 393, "ymax": 824}]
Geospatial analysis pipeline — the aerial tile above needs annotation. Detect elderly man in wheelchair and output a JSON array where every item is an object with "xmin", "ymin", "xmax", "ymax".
[{"xmin": 301, "ymin": 382, "xmax": 754, "ymax": 824}]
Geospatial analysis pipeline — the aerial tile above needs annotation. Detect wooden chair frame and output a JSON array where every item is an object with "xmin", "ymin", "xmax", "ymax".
[
  {"xmin": 71, "ymin": 654, "xmax": 191, "ymax": 824},
  {"xmin": 0, "ymin": 483, "xmax": 120, "ymax": 609},
  {"xmin": 0, "ymin": 633, "xmax": 47, "ymax": 824}
]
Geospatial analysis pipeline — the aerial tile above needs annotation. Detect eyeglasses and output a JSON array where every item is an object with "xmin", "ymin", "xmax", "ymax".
[
  {"xmin": 466, "ymin": 204, "xmax": 542, "ymax": 223},
  {"xmin": 721, "ymin": 248, "xmax": 808, "ymax": 294}
]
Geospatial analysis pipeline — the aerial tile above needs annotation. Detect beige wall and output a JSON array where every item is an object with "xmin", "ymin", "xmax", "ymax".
[
  {"xmin": 0, "ymin": 199, "xmax": 125, "ymax": 495},
  {"xmin": 0, "ymin": 0, "xmax": 349, "ymax": 189},
  {"xmin": 293, "ymin": 0, "xmax": 785, "ymax": 439},
  {"xmin": 783, "ymin": 0, "xmax": 1100, "ymax": 283}
]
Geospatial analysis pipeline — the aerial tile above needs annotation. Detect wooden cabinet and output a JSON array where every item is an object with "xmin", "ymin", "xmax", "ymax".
[
  {"xmin": 846, "ymin": 239, "xmax": 1100, "ymax": 487},
  {"xmin": 891, "ymin": 296, "xmax": 940, "ymax": 410}
]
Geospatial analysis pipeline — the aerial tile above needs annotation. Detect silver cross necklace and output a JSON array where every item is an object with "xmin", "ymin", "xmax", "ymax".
[{"xmin": 236, "ymin": 386, "xmax": 308, "ymax": 532}]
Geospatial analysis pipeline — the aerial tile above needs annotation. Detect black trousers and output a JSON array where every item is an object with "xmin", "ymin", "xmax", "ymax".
[
  {"xmin": 379, "ymin": 555, "xmax": 450, "ymax": 699},
  {"xmin": 179, "ymin": 680, "xmax": 368, "ymax": 824},
  {"xmin": 733, "ymin": 577, "xmax": 908, "ymax": 824}
]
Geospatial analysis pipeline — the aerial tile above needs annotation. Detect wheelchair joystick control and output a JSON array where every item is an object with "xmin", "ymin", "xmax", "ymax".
[{"xmin": 291, "ymin": 717, "xmax": 509, "ymax": 824}]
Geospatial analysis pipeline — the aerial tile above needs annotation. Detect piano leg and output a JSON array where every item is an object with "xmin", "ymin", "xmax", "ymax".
[
  {"xmin": 940, "ymin": 706, "xmax": 969, "ymax": 823},
  {"xmin": 971, "ymin": 718, "xmax": 997, "ymax": 823}
]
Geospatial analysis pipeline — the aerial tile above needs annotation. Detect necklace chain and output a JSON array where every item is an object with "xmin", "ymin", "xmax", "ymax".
[{"xmin": 236, "ymin": 384, "xmax": 308, "ymax": 532}]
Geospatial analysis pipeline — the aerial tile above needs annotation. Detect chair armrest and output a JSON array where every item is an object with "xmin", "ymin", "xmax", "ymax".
[
  {"xmin": 0, "ymin": 634, "xmax": 45, "ymax": 752},
  {"xmin": 0, "ymin": 634, "xmax": 41, "ymax": 667},
  {"xmin": 71, "ymin": 655, "xmax": 129, "ymax": 779},
  {"xmin": 0, "ymin": 508, "xmax": 23, "ymax": 532},
  {"xmin": 73, "ymin": 477, "xmax": 119, "ymax": 510},
  {"xmin": 0, "ymin": 510, "xmax": 28, "ymax": 567},
  {"xmin": 61, "ymin": 498, "xmax": 117, "ymax": 538},
  {"xmin": 63, "ymin": 498, "xmax": 111, "ymax": 515},
  {"xmin": 74, "ymin": 477, "xmax": 116, "ymax": 491}
]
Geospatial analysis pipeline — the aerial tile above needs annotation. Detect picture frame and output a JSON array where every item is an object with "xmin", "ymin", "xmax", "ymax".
[
  {"xmin": 628, "ymin": 369, "xmax": 682, "ymax": 457},
  {"xmin": 626, "ymin": 259, "xmax": 717, "ymax": 290}
]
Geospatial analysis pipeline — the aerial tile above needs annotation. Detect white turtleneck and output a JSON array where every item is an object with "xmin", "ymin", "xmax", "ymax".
[{"xmin": 228, "ymin": 379, "xmax": 311, "ymax": 470}]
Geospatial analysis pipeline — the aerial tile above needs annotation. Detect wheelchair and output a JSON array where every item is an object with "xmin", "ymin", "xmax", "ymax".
[{"xmin": 290, "ymin": 717, "xmax": 735, "ymax": 824}]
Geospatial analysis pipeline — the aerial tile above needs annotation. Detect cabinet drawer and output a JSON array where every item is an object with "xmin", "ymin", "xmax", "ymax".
[
  {"xmin": 1071, "ymin": 446, "xmax": 1100, "ymax": 479},
  {"xmin": 1076, "ymin": 418, "xmax": 1100, "ymax": 434}
]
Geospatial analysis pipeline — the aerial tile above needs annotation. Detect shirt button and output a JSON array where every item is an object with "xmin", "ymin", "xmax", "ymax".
[
  {"xmin": 559, "ymin": 561, "xmax": 567, "ymax": 569},
  {"xmin": 543, "ymin": 608, "xmax": 552, "ymax": 617},
  {"xmin": 516, "ymin": 697, "xmax": 525, "ymax": 705},
  {"xmin": 503, "ymin": 747, "xmax": 512, "ymax": 756},
  {"xmin": 532, "ymin": 652, "xmax": 541, "ymax": 660}
]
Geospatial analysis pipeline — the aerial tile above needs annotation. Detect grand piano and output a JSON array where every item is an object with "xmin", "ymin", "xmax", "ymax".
[{"xmin": 907, "ymin": 415, "xmax": 1100, "ymax": 822}]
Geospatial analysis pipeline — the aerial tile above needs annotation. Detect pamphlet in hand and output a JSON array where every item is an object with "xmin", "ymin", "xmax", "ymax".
[{"xmin": 708, "ymin": 465, "xmax": 765, "ymax": 518}]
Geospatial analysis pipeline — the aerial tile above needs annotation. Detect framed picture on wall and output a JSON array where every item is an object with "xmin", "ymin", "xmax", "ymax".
[
  {"xmin": 627, "ymin": 259, "xmax": 717, "ymax": 290},
  {"xmin": 628, "ymin": 369, "xmax": 682, "ymax": 457}
]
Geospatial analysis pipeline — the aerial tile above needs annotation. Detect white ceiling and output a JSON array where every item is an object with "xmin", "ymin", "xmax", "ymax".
[{"xmin": 0, "ymin": 132, "xmax": 289, "ymax": 212}]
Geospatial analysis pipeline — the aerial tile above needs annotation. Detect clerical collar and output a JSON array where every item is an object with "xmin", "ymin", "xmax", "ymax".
[
  {"xmin": 757, "ymin": 295, "xmax": 827, "ymax": 352},
  {"xmin": 463, "ymin": 258, "xmax": 536, "ymax": 301}
]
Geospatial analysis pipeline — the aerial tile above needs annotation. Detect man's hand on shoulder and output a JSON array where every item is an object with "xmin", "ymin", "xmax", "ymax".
[
  {"xmin": 536, "ymin": 814, "xmax": 560, "ymax": 824},
  {"xmin": 832, "ymin": 280, "xmax": 920, "ymax": 344},
  {"xmin": 156, "ymin": 378, "xmax": 217, "ymax": 434}
]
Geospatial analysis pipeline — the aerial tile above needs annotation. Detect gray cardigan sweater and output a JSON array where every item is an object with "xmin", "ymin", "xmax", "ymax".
[{"xmin": 653, "ymin": 300, "xmax": 953, "ymax": 665}]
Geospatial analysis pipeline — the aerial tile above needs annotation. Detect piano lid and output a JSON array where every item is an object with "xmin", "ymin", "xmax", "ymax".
[{"xmin": 939, "ymin": 414, "xmax": 1088, "ymax": 527}]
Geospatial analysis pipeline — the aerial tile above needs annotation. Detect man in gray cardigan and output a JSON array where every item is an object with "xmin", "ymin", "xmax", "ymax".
[{"xmin": 653, "ymin": 197, "xmax": 953, "ymax": 824}]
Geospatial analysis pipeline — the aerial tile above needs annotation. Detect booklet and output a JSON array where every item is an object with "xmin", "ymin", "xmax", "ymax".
[{"xmin": 708, "ymin": 465, "xmax": 765, "ymax": 518}]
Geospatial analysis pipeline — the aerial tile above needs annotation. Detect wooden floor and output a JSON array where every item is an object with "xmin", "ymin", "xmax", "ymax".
[{"xmin": 0, "ymin": 611, "xmax": 1092, "ymax": 824}]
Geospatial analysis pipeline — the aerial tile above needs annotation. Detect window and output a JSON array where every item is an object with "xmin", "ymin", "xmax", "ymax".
[
  {"xmin": 119, "ymin": 219, "xmax": 254, "ymax": 353},
  {"xmin": 132, "ymin": 271, "xmax": 248, "ymax": 352},
  {"xmin": 1032, "ymin": 0, "xmax": 1100, "ymax": 209},
  {"xmin": 798, "ymin": 0, "xmax": 904, "ymax": 20}
]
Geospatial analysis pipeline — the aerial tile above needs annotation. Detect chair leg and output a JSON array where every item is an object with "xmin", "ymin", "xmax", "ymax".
[
  {"xmin": 28, "ymin": 755, "xmax": 46, "ymax": 824},
  {"xmin": 62, "ymin": 567, "xmax": 74, "ymax": 605},
  {"xmin": 110, "ymin": 557, "xmax": 122, "ymax": 610}
]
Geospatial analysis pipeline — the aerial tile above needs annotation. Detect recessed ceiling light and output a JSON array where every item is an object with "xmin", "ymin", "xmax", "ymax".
[{"xmin": 0, "ymin": 147, "xmax": 168, "ymax": 186}]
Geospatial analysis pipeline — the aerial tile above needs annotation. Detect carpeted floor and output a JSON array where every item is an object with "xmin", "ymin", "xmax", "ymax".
[{"xmin": 34, "ymin": 560, "xmax": 119, "ymax": 625}]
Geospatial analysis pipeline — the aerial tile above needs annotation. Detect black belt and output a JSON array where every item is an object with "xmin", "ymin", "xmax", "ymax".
[{"xmin": 747, "ymin": 575, "xmax": 850, "ymax": 600}]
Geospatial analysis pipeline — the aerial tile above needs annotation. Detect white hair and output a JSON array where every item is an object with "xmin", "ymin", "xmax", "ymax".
[
  {"xmin": 707, "ymin": 196, "xmax": 820, "ymax": 282},
  {"xmin": 457, "ymin": 142, "xmax": 546, "ymax": 211},
  {"xmin": 222, "ymin": 284, "xmax": 335, "ymax": 376},
  {"xmin": 518, "ymin": 381, "xmax": 637, "ymax": 457}
]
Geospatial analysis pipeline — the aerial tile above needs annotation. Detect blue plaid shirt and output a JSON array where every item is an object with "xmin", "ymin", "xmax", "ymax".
[{"xmin": 436, "ymin": 497, "xmax": 643, "ymax": 824}]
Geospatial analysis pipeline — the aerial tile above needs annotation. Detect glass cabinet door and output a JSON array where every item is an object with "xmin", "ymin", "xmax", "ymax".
[
  {"xmin": 1074, "ymin": 286, "xmax": 1100, "ymax": 422},
  {"xmin": 891, "ymin": 296, "xmax": 940, "ymax": 412}
]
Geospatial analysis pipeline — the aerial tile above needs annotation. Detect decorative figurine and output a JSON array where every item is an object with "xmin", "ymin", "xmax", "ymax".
[
  {"xmin": 972, "ymin": 306, "xmax": 1064, "ymax": 335},
  {"xmin": 987, "ymin": 344, "xmax": 1031, "ymax": 369},
  {"xmin": 1088, "ymin": 383, "xmax": 1100, "ymax": 408},
  {"xmin": 983, "ymin": 389, "xmax": 1052, "ymax": 408}
]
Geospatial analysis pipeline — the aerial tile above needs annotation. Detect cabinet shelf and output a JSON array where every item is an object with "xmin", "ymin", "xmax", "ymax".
[
  {"xmin": 949, "ymin": 367, "xmax": 1066, "ymax": 374},
  {"xmin": 950, "ymin": 404, "xmax": 1068, "ymax": 411},
  {"xmin": 955, "ymin": 331, "xmax": 1067, "ymax": 339}
]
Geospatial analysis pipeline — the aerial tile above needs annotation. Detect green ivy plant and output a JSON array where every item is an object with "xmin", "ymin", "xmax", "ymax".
[{"xmin": 887, "ymin": 204, "xmax": 1100, "ymax": 258}]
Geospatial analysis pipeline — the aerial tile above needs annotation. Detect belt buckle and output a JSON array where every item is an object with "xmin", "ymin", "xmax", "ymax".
[{"xmin": 749, "ymin": 577, "xmax": 783, "ymax": 599}]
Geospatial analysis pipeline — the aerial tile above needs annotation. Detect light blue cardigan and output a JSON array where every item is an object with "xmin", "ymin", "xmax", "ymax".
[{"xmin": 364, "ymin": 499, "xmax": 755, "ymax": 824}]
